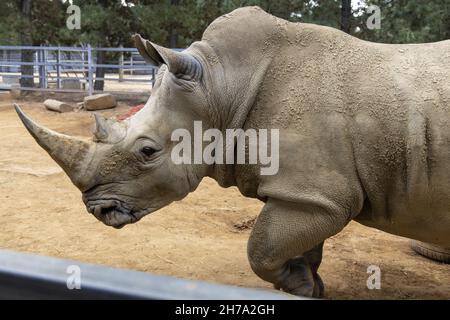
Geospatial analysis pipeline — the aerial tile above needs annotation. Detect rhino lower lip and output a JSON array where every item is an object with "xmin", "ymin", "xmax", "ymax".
[
  {"xmin": 103, "ymin": 207, "xmax": 137, "ymax": 227},
  {"xmin": 87, "ymin": 201, "xmax": 137, "ymax": 228},
  {"xmin": 86, "ymin": 199, "xmax": 155, "ymax": 228}
]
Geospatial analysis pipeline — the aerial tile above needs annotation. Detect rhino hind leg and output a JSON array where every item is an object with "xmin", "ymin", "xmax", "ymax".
[{"xmin": 248, "ymin": 199, "xmax": 349, "ymax": 298}]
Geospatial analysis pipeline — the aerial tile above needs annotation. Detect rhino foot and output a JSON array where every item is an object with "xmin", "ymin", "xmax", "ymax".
[{"xmin": 274, "ymin": 256, "xmax": 324, "ymax": 298}]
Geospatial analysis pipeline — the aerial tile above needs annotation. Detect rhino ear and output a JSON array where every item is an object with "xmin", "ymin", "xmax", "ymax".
[
  {"xmin": 133, "ymin": 34, "xmax": 201, "ymax": 81},
  {"xmin": 133, "ymin": 34, "xmax": 164, "ymax": 66}
]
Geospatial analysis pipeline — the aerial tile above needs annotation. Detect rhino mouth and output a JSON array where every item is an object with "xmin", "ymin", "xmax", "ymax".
[{"xmin": 86, "ymin": 199, "xmax": 138, "ymax": 229}]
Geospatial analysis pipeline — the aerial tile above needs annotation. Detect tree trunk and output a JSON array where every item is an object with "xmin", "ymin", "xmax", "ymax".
[
  {"xmin": 19, "ymin": 0, "xmax": 34, "ymax": 88},
  {"xmin": 94, "ymin": 50, "xmax": 105, "ymax": 91},
  {"xmin": 169, "ymin": 29, "xmax": 178, "ymax": 48},
  {"xmin": 93, "ymin": 0, "xmax": 109, "ymax": 91},
  {"xmin": 168, "ymin": 0, "xmax": 179, "ymax": 48},
  {"xmin": 340, "ymin": 0, "xmax": 351, "ymax": 34}
]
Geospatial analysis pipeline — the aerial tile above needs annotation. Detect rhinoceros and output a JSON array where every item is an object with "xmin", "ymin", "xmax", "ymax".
[{"xmin": 15, "ymin": 6, "xmax": 450, "ymax": 297}]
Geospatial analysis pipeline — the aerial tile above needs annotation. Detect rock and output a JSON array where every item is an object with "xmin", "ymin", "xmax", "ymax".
[
  {"xmin": 44, "ymin": 99, "xmax": 73, "ymax": 113},
  {"xmin": 84, "ymin": 93, "xmax": 116, "ymax": 111}
]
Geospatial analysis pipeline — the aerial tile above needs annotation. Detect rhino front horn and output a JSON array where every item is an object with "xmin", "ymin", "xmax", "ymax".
[{"xmin": 14, "ymin": 104, "xmax": 94, "ymax": 189}]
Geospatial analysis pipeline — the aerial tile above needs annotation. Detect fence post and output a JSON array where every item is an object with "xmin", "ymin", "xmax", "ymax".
[
  {"xmin": 38, "ymin": 48, "xmax": 44, "ymax": 88},
  {"xmin": 152, "ymin": 67, "xmax": 155, "ymax": 85},
  {"xmin": 87, "ymin": 44, "xmax": 93, "ymax": 96},
  {"xmin": 34, "ymin": 51, "xmax": 38, "ymax": 81},
  {"xmin": 43, "ymin": 47, "xmax": 48, "ymax": 89},
  {"xmin": 1, "ymin": 50, "xmax": 5, "ymax": 72},
  {"xmin": 130, "ymin": 55, "xmax": 134, "ymax": 75},
  {"xmin": 56, "ymin": 48, "xmax": 61, "ymax": 89},
  {"xmin": 118, "ymin": 45, "xmax": 124, "ymax": 82}
]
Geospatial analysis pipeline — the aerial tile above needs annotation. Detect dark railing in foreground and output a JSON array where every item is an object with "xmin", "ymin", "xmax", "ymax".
[{"xmin": 0, "ymin": 250, "xmax": 300, "ymax": 300}]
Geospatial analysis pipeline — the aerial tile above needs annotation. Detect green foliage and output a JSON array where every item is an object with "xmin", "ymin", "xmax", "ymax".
[
  {"xmin": 0, "ymin": 0, "xmax": 71, "ymax": 45},
  {"xmin": 297, "ymin": 0, "xmax": 341, "ymax": 28},
  {"xmin": 70, "ymin": 0, "xmax": 137, "ymax": 47},
  {"xmin": 0, "ymin": 0, "xmax": 448, "ymax": 47},
  {"xmin": 0, "ymin": 2, "xmax": 20, "ymax": 44},
  {"xmin": 354, "ymin": 0, "xmax": 450, "ymax": 43}
]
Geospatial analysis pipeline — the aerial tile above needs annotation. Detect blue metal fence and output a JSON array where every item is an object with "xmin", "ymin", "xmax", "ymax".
[{"xmin": 0, "ymin": 45, "xmax": 162, "ymax": 95}]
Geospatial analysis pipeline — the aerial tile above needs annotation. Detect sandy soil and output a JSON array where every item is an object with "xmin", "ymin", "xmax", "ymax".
[{"xmin": 0, "ymin": 92, "xmax": 448, "ymax": 299}]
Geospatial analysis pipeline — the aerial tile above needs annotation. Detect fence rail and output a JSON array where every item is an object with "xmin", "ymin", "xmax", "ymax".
[
  {"xmin": 0, "ymin": 45, "xmax": 169, "ymax": 95},
  {"xmin": 0, "ymin": 250, "xmax": 300, "ymax": 299}
]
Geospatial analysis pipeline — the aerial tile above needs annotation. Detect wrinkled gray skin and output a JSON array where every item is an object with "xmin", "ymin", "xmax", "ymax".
[{"xmin": 15, "ymin": 7, "xmax": 450, "ymax": 297}]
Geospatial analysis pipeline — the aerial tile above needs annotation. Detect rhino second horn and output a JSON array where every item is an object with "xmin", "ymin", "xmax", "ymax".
[
  {"xmin": 14, "ymin": 103, "xmax": 94, "ymax": 189},
  {"xmin": 93, "ymin": 113, "xmax": 109, "ymax": 141},
  {"xmin": 92, "ymin": 113, "xmax": 127, "ymax": 144}
]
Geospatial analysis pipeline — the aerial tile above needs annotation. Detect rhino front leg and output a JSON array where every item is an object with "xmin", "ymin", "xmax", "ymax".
[{"xmin": 248, "ymin": 198, "xmax": 349, "ymax": 298}]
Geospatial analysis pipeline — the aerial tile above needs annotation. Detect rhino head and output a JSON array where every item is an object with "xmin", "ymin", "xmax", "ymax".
[
  {"xmin": 15, "ymin": 9, "xmax": 274, "ymax": 228},
  {"xmin": 14, "ymin": 35, "xmax": 224, "ymax": 229}
]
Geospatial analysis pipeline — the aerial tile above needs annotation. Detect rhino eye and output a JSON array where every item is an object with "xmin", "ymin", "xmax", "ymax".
[{"xmin": 141, "ymin": 146, "xmax": 156, "ymax": 157}]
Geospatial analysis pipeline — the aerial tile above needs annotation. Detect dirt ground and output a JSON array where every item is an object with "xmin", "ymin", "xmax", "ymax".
[{"xmin": 0, "ymin": 91, "xmax": 448, "ymax": 299}]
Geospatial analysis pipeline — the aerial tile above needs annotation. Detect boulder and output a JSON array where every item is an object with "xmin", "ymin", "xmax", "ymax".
[
  {"xmin": 84, "ymin": 93, "xmax": 117, "ymax": 111},
  {"xmin": 44, "ymin": 99, "xmax": 73, "ymax": 113}
]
